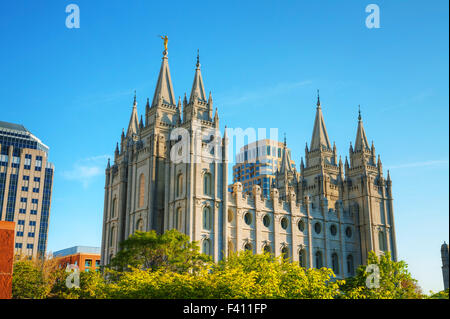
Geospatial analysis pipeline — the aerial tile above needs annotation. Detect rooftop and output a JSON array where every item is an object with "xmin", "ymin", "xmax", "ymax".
[
  {"xmin": 52, "ymin": 246, "xmax": 101, "ymax": 258},
  {"xmin": 0, "ymin": 120, "xmax": 50, "ymax": 154},
  {"xmin": 0, "ymin": 121, "xmax": 29, "ymax": 133}
]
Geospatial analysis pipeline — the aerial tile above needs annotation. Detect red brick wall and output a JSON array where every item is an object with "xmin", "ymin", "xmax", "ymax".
[
  {"xmin": 0, "ymin": 221, "xmax": 15, "ymax": 299},
  {"xmin": 55, "ymin": 253, "xmax": 101, "ymax": 272}
]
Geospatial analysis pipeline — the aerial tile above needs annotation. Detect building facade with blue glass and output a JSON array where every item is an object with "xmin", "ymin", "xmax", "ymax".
[
  {"xmin": 230, "ymin": 139, "xmax": 296, "ymax": 198},
  {"xmin": 0, "ymin": 121, "xmax": 54, "ymax": 258}
]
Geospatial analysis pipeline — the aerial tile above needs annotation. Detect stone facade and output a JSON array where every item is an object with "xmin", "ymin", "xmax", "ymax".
[{"xmin": 101, "ymin": 49, "xmax": 397, "ymax": 278}]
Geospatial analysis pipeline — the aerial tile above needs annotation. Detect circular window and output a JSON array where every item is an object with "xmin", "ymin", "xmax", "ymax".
[
  {"xmin": 330, "ymin": 224, "xmax": 337, "ymax": 236},
  {"xmin": 263, "ymin": 215, "xmax": 271, "ymax": 227},
  {"xmin": 298, "ymin": 219, "xmax": 305, "ymax": 232},
  {"xmin": 314, "ymin": 222, "xmax": 322, "ymax": 234},
  {"xmin": 345, "ymin": 226, "xmax": 352, "ymax": 238},
  {"xmin": 281, "ymin": 217, "xmax": 289, "ymax": 230},
  {"xmin": 227, "ymin": 210, "xmax": 234, "ymax": 223},
  {"xmin": 244, "ymin": 212, "xmax": 252, "ymax": 225}
]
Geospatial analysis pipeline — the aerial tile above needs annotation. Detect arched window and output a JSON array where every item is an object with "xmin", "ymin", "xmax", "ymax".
[
  {"xmin": 263, "ymin": 215, "xmax": 271, "ymax": 228},
  {"xmin": 244, "ymin": 212, "xmax": 252, "ymax": 226},
  {"xmin": 228, "ymin": 240, "xmax": 234, "ymax": 256},
  {"xmin": 314, "ymin": 222, "xmax": 322, "ymax": 234},
  {"xmin": 175, "ymin": 208, "xmax": 182, "ymax": 231},
  {"xmin": 203, "ymin": 173, "xmax": 212, "ymax": 196},
  {"xmin": 347, "ymin": 254, "xmax": 354, "ymax": 276},
  {"xmin": 227, "ymin": 209, "xmax": 234, "ymax": 223},
  {"xmin": 203, "ymin": 207, "xmax": 211, "ymax": 230},
  {"xmin": 244, "ymin": 243, "xmax": 252, "ymax": 252},
  {"xmin": 202, "ymin": 239, "xmax": 211, "ymax": 256},
  {"xmin": 138, "ymin": 174, "xmax": 145, "ymax": 207},
  {"xmin": 379, "ymin": 230, "xmax": 386, "ymax": 251},
  {"xmin": 263, "ymin": 245, "xmax": 271, "ymax": 254},
  {"xmin": 315, "ymin": 251, "xmax": 323, "ymax": 268},
  {"xmin": 298, "ymin": 219, "xmax": 305, "ymax": 232},
  {"xmin": 109, "ymin": 226, "xmax": 115, "ymax": 247},
  {"xmin": 176, "ymin": 174, "xmax": 183, "ymax": 197},
  {"xmin": 345, "ymin": 226, "xmax": 352, "ymax": 238},
  {"xmin": 332, "ymin": 253, "xmax": 340, "ymax": 275},
  {"xmin": 330, "ymin": 224, "xmax": 337, "ymax": 236},
  {"xmin": 281, "ymin": 217, "xmax": 289, "ymax": 230},
  {"xmin": 299, "ymin": 249, "xmax": 306, "ymax": 268},
  {"xmin": 111, "ymin": 198, "xmax": 117, "ymax": 218},
  {"xmin": 136, "ymin": 218, "xmax": 144, "ymax": 232},
  {"xmin": 281, "ymin": 246, "xmax": 289, "ymax": 260}
]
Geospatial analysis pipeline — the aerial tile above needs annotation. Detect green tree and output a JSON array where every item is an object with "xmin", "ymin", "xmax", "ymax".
[
  {"xmin": 51, "ymin": 270, "xmax": 108, "ymax": 299},
  {"xmin": 427, "ymin": 289, "xmax": 449, "ymax": 299},
  {"xmin": 12, "ymin": 259, "xmax": 47, "ymax": 299},
  {"xmin": 341, "ymin": 251, "xmax": 423, "ymax": 299},
  {"xmin": 108, "ymin": 229, "xmax": 210, "ymax": 273},
  {"xmin": 104, "ymin": 251, "xmax": 343, "ymax": 299},
  {"xmin": 215, "ymin": 251, "xmax": 342, "ymax": 299},
  {"xmin": 12, "ymin": 254, "xmax": 61, "ymax": 299}
]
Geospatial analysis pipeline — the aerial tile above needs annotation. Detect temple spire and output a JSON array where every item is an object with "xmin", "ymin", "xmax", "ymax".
[
  {"xmin": 310, "ymin": 91, "xmax": 331, "ymax": 151},
  {"xmin": 127, "ymin": 92, "xmax": 139, "ymax": 136},
  {"xmin": 189, "ymin": 49, "xmax": 207, "ymax": 102},
  {"xmin": 279, "ymin": 142, "xmax": 293, "ymax": 174},
  {"xmin": 151, "ymin": 50, "xmax": 176, "ymax": 107},
  {"xmin": 354, "ymin": 105, "xmax": 370, "ymax": 151}
]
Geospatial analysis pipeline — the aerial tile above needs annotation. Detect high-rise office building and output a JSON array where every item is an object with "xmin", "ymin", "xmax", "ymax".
[
  {"xmin": 0, "ymin": 121, "xmax": 54, "ymax": 258},
  {"xmin": 231, "ymin": 139, "xmax": 296, "ymax": 197}
]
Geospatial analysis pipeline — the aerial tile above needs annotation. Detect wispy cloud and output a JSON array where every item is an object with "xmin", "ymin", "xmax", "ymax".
[
  {"xmin": 386, "ymin": 159, "xmax": 448, "ymax": 169},
  {"xmin": 378, "ymin": 88, "xmax": 434, "ymax": 113},
  {"xmin": 61, "ymin": 155, "xmax": 111, "ymax": 188},
  {"xmin": 72, "ymin": 82, "xmax": 153, "ymax": 109},
  {"xmin": 218, "ymin": 80, "xmax": 312, "ymax": 106}
]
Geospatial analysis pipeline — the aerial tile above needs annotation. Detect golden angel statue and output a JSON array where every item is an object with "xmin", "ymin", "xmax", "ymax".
[{"xmin": 160, "ymin": 35, "xmax": 168, "ymax": 51}]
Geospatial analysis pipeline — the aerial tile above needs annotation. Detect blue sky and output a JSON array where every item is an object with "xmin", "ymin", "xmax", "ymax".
[{"xmin": 0, "ymin": 0, "xmax": 448, "ymax": 292}]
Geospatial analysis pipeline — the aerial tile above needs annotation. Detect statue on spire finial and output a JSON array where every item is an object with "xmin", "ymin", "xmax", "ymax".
[
  {"xmin": 317, "ymin": 89, "xmax": 321, "ymax": 107},
  {"xmin": 159, "ymin": 35, "xmax": 168, "ymax": 53},
  {"xmin": 358, "ymin": 105, "xmax": 362, "ymax": 121},
  {"xmin": 196, "ymin": 49, "xmax": 200, "ymax": 68}
]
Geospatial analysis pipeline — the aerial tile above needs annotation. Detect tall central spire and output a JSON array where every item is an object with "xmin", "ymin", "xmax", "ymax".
[
  {"xmin": 279, "ymin": 142, "xmax": 293, "ymax": 175},
  {"xmin": 127, "ymin": 91, "xmax": 139, "ymax": 137},
  {"xmin": 189, "ymin": 50, "xmax": 207, "ymax": 103},
  {"xmin": 151, "ymin": 51, "xmax": 176, "ymax": 107},
  {"xmin": 310, "ymin": 90, "xmax": 331, "ymax": 151},
  {"xmin": 354, "ymin": 105, "xmax": 370, "ymax": 151}
]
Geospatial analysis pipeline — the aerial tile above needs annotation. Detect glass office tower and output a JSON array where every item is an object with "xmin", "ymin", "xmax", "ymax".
[{"xmin": 230, "ymin": 139, "xmax": 296, "ymax": 198}]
